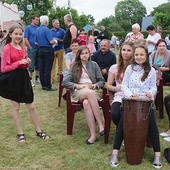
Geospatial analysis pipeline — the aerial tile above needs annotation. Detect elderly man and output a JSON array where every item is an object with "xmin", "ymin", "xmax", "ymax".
[
  {"xmin": 50, "ymin": 19, "xmax": 65, "ymax": 83},
  {"xmin": 35, "ymin": 15, "xmax": 57, "ymax": 91},
  {"xmin": 125, "ymin": 23, "xmax": 144, "ymax": 43},
  {"xmin": 91, "ymin": 39, "xmax": 116, "ymax": 81},
  {"xmin": 63, "ymin": 14, "xmax": 77, "ymax": 54}
]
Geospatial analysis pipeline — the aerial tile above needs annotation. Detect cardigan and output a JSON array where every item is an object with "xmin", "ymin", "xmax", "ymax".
[{"xmin": 62, "ymin": 60, "xmax": 105, "ymax": 93}]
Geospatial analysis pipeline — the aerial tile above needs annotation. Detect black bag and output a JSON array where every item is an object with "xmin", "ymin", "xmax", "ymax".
[{"xmin": 164, "ymin": 148, "xmax": 170, "ymax": 164}]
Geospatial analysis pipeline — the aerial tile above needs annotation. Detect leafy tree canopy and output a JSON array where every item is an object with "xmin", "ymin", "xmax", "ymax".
[
  {"xmin": 115, "ymin": 0, "xmax": 146, "ymax": 26},
  {"xmin": 2, "ymin": 0, "xmax": 90, "ymax": 29},
  {"xmin": 151, "ymin": 2, "xmax": 170, "ymax": 28}
]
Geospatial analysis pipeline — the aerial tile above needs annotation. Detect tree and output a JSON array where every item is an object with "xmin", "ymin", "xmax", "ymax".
[
  {"xmin": 2, "ymin": 0, "xmax": 53, "ymax": 24},
  {"xmin": 115, "ymin": 0, "xmax": 146, "ymax": 26},
  {"xmin": 49, "ymin": 7, "xmax": 89, "ymax": 30},
  {"xmin": 2, "ymin": 1, "xmax": 90, "ymax": 29},
  {"xmin": 87, "ymin": 14, "xmax": 95, "ymax": 24},
  {"xmin": 153, "ymin": 12, "xmax": 169, "ymax": 29},
  {"xmin": 151, "ymin": 3, "xmax": 170, "ymax": 28}
]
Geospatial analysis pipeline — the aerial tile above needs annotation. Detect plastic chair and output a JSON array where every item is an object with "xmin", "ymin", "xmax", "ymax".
[
  {"xmin": 155, "ymin": 76, "xmax": 170, "ymax": 119},
  {"xmin": 65, "ymin": 88, "xmax": 110, "ymax": 144},
  {"xmin": 153, "ymin": 66, "xmax": 170, "ymax": 118}
]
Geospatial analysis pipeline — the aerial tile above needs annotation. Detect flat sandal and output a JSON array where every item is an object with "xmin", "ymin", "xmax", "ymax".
[{"xmin": 36, "ymin": 131, "xmax": 50, "ymax": 139}]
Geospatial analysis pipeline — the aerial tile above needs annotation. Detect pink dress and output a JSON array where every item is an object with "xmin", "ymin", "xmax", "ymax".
[{"xmin": 87, "ymin": 35, "xmax": 96, "ymax": 54}]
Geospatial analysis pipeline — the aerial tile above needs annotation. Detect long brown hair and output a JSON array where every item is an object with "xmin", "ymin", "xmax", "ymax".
[
  {"xmin": 132, "ymin": 45, "xmax": 151, "ymax": 81},
  {"xmin": 5, "ymin": 24, "xmax": 24, "ymax": 46},
  {"xmin": 71, "ymin": 46, "xmax": 90, "ymax": 83},
  {"xmin": 116, "ymin": 41, "xmax": 134, "ymax": 82}
]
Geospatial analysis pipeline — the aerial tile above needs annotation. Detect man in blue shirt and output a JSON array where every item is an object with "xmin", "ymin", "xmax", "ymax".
[
  {"xmin": 51, "ymin": 19, "xmax": 65, "ymax": 83},
  {"xmin": 35, "ymin": 15, "xmax": 58, "ymax": 91},
  {"xmin": 24, "ymin": 15, "xmax": 39, "ymax": 86}
]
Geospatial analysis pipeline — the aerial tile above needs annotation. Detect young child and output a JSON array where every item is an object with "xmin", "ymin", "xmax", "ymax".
[{"xmin": 0, "ymin": 24, "xmax": 49, "ymax": 143}]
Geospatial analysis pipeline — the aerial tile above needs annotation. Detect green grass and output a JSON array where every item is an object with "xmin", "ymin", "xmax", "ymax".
[{"xmin": 0, "ymin": 84, "xmax": 169, "ymax": 170}]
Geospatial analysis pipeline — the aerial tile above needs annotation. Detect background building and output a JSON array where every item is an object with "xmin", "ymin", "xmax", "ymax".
[{"xmin": 0, "ymin": 2, "xmax": 22, "ymax": 31}]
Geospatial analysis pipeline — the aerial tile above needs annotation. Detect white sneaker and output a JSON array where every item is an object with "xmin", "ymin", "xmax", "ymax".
[
  {"xmin": 160, "ymin": 132, "xmax": 170, "ymax": 137},
  {"xmin": 110, "ymin": 154, "xmax": 119, "ymax": 167},
  {"xmin": 31, "ymin": 80, "xmax": 35, "ymax": 87},
  {"xmin": 164, "ymin": 136, "xmax": 170, "ymax": 142},
  {"xmin": 35, "ymin": 78, "xmax": 40, "ymax": 84}
]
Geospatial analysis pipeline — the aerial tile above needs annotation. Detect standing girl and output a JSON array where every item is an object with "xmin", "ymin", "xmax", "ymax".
[
  {"xmin": 0, "ymin": 24, "xmax": 49, "ymax": 143},
  {"xmin": 86, "ymin": 30, "xmax": 96, "ymax": 55}
]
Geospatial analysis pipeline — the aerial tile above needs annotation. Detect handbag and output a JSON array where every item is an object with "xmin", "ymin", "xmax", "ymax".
[{"xmin": 164, "ymin": 148, "xmax": 170, "ymax": 164}]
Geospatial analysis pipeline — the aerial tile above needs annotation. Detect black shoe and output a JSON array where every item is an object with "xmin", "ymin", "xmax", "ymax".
[
  {"xmin": 42, "ymin": 87, "xmax": 46, "ymax": 90},
  {"xmin": 45, "ymin": 87, "xmax": 57, "ymax": 91},
  {"xmin": 85, "ymin": 139, "xmax": 95, "ymax": 145},
  {"xmin": 99, "ymin": 130, "xmax": 105, "ymax": 136}
]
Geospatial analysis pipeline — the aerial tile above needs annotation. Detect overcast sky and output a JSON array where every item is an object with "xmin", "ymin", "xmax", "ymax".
[{"xmin": 55, "ymin": 0, "xmax": 168, "ymax": 23}]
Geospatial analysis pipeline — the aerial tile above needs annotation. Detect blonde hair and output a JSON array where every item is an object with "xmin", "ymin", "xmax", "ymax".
[{"xmin": 132, "ymin": 23, "xmax": 140, "ymax": 30}]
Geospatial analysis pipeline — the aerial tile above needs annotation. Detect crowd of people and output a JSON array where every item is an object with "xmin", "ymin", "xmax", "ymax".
[{"xmin": 0, "ymin": 13, "xmax": 170, "ymax": 169}]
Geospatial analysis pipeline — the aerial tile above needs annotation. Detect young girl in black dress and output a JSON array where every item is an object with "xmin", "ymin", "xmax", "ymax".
[{"xmin": 0, "ymin": 24, "xmax": 49, "ymax": 143}]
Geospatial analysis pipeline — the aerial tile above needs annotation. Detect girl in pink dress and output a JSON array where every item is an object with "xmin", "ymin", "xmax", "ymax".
[{"xmin": 87, "ymin": 30, "xmax": 96, "ymax": 55}]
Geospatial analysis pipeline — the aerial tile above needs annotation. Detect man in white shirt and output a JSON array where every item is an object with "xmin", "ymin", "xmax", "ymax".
[{"xmin": 146, "ymin": 25, "xmax": 161, "ymax": 55}]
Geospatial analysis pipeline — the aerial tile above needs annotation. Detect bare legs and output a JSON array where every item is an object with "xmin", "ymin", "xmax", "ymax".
[
  {"xmin": 26, "ymin": 102, "xmax": 41, "ymax": 132},
  {"xmin": 11, "ymin": 100, "xmax": 48, "ymax": 142},
  {"xmin": 11, "ymin": 101, "xmax": 24, "ymax": 135},
  {"xmin": 79, "ymin": 89, "xmax": 104, "ymax": 143}
]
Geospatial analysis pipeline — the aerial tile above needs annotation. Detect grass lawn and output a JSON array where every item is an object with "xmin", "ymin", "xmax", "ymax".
[{"xmin": 0, "ymin": 83, "xmax": 169, "ymax": 170}]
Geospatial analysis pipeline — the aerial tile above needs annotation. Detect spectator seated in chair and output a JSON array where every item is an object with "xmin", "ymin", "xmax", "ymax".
[
  {"xmin": 105, "ymin": 42, "xmax": 134, "ymax": 128},
  {"xmin": 62, "ymin": 46, "xmax": 105, "ymax": 145}
]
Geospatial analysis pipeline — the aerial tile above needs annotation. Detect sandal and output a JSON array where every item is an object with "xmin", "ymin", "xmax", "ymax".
[
  {"xmin": 110, "ymin": 154, "xmax": 119, "ymax": 167},
  {"xmin": 16, "ymin": 134, "xmax": 26, "ymax": 143},
  {"xmin": 153, "ymin": 156, "xmax": 162, "ymax": 169},
  {"xmin": 36, "ymin": 131, "xmax": 50, "ymax": 140}
]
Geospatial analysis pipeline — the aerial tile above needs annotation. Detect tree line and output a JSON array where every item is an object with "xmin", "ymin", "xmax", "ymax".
[{"xmin": 2, "ymin": 0, "xmax": 170, "ymax": 35}]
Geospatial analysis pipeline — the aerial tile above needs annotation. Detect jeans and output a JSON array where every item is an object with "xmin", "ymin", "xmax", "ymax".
[
  {"xmin": 27, "ymin": 48, "xmax": 39, "ymax": 73},
  {"xmin": 39, "ymin": 47, "xmax": 54, "ymax": 89}
]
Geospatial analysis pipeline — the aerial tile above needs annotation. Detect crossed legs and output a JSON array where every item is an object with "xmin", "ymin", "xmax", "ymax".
[{"xmin": 79, "ymin": 89, "xmax": 104, "ymax": 143}]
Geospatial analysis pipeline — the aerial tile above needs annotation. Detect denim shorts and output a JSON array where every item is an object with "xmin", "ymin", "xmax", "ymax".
[{"xmin": 27, "ymin": 48, "xmax": 39, "ymax": 72}]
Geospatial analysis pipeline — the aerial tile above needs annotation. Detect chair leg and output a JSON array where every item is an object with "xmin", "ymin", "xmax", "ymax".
[
  {"xmin": 58, "ymin": 86, "xmax": 63, "ymax": 107},
  {"xmin": 103, "ymin": 94, "xmax": 111, "ymax": 144},
  {"xmin": 67, "ymin": 108, "xmax": 75, "ymax": 135},
  {"xmin": 158, "ymin": 83, "xmax": 164, "ymax": 119},
  {"xmin": 58, "ymin": 73, "xmax": 63, "ymax": 107}
]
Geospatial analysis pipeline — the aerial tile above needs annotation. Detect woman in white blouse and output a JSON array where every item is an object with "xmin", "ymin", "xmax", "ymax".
[{"xmin": 110, "ymin": 45, "xmax": 162, "ymax": 169}]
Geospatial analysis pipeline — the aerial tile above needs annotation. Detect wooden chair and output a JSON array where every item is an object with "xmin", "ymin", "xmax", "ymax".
[
  {"xmin": 65, "ymin": 88, "xmax": 111, "ymax": 144},
  {"xmin": 154, "ymin": 66, "xmax": 170, "ymax": 118},
  {"xmin": 58, "ymin": 73, "xmax": 64, "ymax": 107},
  {"xmin": 103, "ymin": 91, "xmax": 112, "ymax": 144},
  {"xmin": 155, "ymin": 76, "xmax": 170, "ymax": 119}
]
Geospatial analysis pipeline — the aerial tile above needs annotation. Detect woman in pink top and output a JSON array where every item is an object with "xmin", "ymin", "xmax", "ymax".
[
  {"xmin": 0, "ymin": 24, "xmax": 49, "ymax": 143},
  {"xmin": 105, "ymin": 41, "xmax": 134, "ymax": 126}
]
